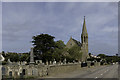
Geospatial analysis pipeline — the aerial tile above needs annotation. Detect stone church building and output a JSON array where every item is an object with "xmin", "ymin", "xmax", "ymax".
[{"xmin": 66, "ymin": 16, "xmax": 88, "ymax": 62}]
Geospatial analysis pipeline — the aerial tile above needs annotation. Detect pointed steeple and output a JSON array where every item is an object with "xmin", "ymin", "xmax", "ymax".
[{"xmin": 82, "ymin": 16, "xmax": 88, "ymax": 36}]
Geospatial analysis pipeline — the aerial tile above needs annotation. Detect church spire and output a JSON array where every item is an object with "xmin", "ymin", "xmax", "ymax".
[{"xmin": 82, "ymin": 16, "xmax": 88, "ymax": 36}]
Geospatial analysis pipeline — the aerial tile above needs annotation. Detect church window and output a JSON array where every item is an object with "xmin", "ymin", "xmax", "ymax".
[{"xmin": 84, "ymin": 36, "xmax": 86, "ymax": 42}]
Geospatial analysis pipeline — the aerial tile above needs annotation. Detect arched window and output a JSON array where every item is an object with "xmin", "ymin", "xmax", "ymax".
[{"xmin": 84, "ymin": 36, "xmax": 86, "ymax": 42}]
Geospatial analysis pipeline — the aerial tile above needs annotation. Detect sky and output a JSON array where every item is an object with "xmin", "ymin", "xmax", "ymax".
[{"xmin": 2, "ymin": 2, "xmax": 118, "ymax": 55}]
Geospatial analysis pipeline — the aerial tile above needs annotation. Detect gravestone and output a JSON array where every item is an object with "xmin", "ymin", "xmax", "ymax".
[
  {"xmin": 21, "ymin": 61, "xmax": 27, "ymax": 65},
  {"xmin": 59, "ymin": 60, "xmax": 62, "ymax": 65},
  {"xmin": 63, "ymin": 58, "xmax": 66, "ymax": 64},
  {"xmin": 49, "ymin": 61, "xmax": 52, "ymax": 65},
  {"xmin": 87, "ymin": 61, "xmax": 91, "ymax": 68},
  {"xmin": 46, "ymin": 61, "xmax": 48, "ymax": 65},
  {"xmin": 78, "ymin": 61, "xmax": 81, "ymax": 64},
  {"xmin": 73, "ymin": 60, "xmax": 75, "ymax": 63},
  {"xmin": 39, "ymin": 60, "xmax": 42, "ymax": 64},
  {"xmin": 8, "ymin": 59, "xmax": 12, "ymax": 64},
  {"xmin": 53, "ymin": 59, "xmax": 56, "ymax": 65}
]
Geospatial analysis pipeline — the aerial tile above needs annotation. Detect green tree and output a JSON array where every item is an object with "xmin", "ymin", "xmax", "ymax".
[
  {"xmin": 32, "ymin": 34, "xmax": 56, "ymax": 62},
  {"xmin": 89, "ymin": 53, "xmax": 92, "ymax": 58},
  {"xmin": 52, "ymin": 40, "xmax": 66, "ymax": 61},
  {"xmin": 19, "ymin": 53, "xmax": 30, "ymax": 62},
  {"xmin": 2, "ymin": 51, "xmax": 5, "ymax": 58},
  {"xmin": 97, "ymin": 54, "xmax": 106, "ymax": 59},
  {"xmin": 55, "ymin": 40, "xmax": 65, "ymax": 49},
  {"xmin": 5, "ymin": 52, "xmax": 19, "ymax": 62},
  {"xmin": 68, "ymin": 45, "xmax": 82, "ymax": 61}
]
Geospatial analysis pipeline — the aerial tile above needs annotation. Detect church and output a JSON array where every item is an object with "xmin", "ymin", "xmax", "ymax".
[{"xmin": 66, "ymin": 16, "xmax": 88, "ymax": 62}]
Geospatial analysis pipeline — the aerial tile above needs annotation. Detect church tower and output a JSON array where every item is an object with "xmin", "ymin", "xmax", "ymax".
[{"xmin": 81, "ymin": 16, "xmax": 88, "ymax": 62}]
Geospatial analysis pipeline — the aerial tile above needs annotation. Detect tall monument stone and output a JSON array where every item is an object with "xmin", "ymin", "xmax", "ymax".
[{"xmin": 30, "ymin": 47, "xmax": 35, "ymax": 64}]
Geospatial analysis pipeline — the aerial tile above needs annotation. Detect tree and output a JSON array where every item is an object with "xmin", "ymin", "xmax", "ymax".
[
  {"xmin": 19, "ymin": 53, "xmax": 30, "ymax": 62},
  {"xmin": 97, "ymin": 54, "xmax": 106, "ymax": 59},
  {"xmin": 2, "ymin": 51, "xmax": 5, "ymax": 58},
  {"xmin": 5, "ymin": 52, "xmax": 19, "ymax": 62},
  {"xmin": 55, "ymin": 40, "xmax": 65, "ymax": 49},
  {"xmin": 68, "ymin": 45, "xmax": 82, "ymax": 61},
  {"xmin": 52, "ymin": 40, "xmax": 66, "ymax": 61},
  {"xmin": 89, "ymin": 53, "xmax": 92, "ymax": 58},
  {"xmin": 32, "ymin": 34, "xmax": 56, "ymax": 62}
]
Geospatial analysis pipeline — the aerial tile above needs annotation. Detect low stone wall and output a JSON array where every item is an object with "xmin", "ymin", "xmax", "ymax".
[
  {"xmin": 2, "ymin": 62, "xmax": 101, "ymax": 79},
  {"xmin": 48, "ymin": 63, "xmax": 81, "ymax": 76},
  {"xmin": 2, "ymin": 64, "xmax": 49, "ymax": 78}
]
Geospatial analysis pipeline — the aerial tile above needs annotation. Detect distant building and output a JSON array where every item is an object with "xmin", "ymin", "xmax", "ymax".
[{"xmin": 66, "ymin": 16, "xmax": 88, "ymax": 62}]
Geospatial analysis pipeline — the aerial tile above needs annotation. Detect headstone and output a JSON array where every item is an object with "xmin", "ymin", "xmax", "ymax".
[
  {"xmin": 18, "ymin": 61, "xmax": 21, "ymax": 65},
  {"xmin": 78, "ymin": 61, "xmax": 81, "ymax": 64},
  {"xmin": 46, "ymin": 61, "xmax": 48, "ymax": 65},
  {"xmin": 53, "ymin": 59, "xmax": 56, "ymax": 65},
  {"xmin": 87, "ymin": 61, "xmax": 91, "ymax": 68},
  {"xmin": 30, "ymin": 47, "xmax": 35, "ymax": 64},
  {"xmin": 61, "ymin": 62, "xmax": 63, "ymax": 65},
  {"xmin": 21, "ymin": 61, "xmax": 27, "ymax": 65},
  {"xmin": 8, "ymin": 59, "xmax": 12, "ymax": 64},
  {"xmin": 59, "ymin": 60, "xmax": 62, "ymax": 65},
  {"xmin": 39, "ymin": 60, "xmax": 42, "ymax": 64},
  {"xmin": 49, "ymin": 61, "xmax": 52, "ymax": 65},
  {"xmin": 63, "ymin": 58, "xmax": 66, "ymax": 64}
]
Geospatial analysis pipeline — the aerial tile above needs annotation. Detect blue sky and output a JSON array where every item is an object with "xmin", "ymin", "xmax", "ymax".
[{"xmin": 2, "ymin": 2, "xmax": 118, "ymax": 55}]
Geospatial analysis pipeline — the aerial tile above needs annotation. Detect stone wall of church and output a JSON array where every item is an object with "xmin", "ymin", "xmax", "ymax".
[
  {"xmin": 81, "ymin": 44, "xmax": 88, "ymax": 62},
  {"xmin": 66, "ymin": 38, "xmax": 77, "ymax": 49}
]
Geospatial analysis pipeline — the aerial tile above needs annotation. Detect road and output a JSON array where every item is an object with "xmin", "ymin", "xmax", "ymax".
[{"xmin": 46, "ymin": 64, "xmax": 119, "ymax": 79}]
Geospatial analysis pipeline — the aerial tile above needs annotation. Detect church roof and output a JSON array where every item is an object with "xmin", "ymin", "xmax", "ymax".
[{"xmin": 71, "ymin": 38, "xmax": 81, "ymax": 46}]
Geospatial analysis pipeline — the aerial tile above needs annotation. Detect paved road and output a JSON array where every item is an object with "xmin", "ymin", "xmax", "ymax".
[
  {"xmin": 47, "ymin": 64, "xmax": 119, "ymax": 79},
  {"xmin": 77, "ymin": 64, "xmax": 118, "ymax": 78}
]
